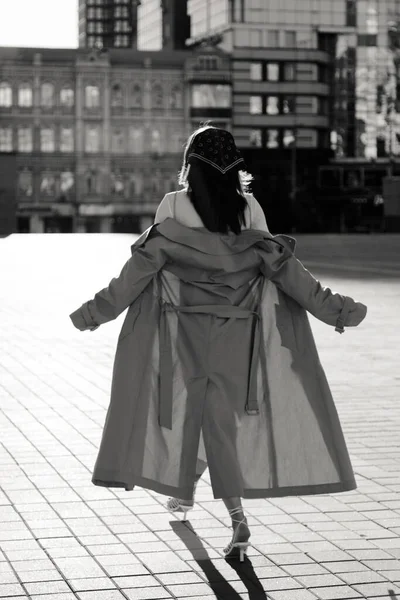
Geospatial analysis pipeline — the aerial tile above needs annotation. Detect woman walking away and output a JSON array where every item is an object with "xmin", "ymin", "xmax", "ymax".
[{"xmin": 70, "ymin": 124, "xmax": 367, "ymax": 562}]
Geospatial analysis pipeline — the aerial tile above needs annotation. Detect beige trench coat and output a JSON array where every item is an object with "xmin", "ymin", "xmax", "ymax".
[{"xmin": 70, "ymin": 219, "xmax": 367, "ymax": 500}]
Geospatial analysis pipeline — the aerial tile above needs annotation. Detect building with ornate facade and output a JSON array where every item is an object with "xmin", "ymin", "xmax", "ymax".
[{"xmin": 0, "ymin": 45, "xmax": 231, "ymax": 233}]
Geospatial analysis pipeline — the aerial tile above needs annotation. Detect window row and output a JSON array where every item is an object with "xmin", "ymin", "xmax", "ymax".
[
  {"xmin": 87, "ymin": 19, "xmax": 131, "ymax": 33},
  {"xmin": 248, "ymin": 128, "xmax": 320, "ymax": 149},
  {"xmin": 0, "ymin": 82, "xmax": 74, "ymax": 108},
  {"xmin": 18, "ymin": 170, "xmax": 75, "ymax": 198},
  {"xmin": 87, "ymin": 35, "xmax": 131, "ymax": 47},
  {"xmin": 234, "ymin": 28, "xmax": 298, "ymax": 48},
  {"xmin": 249, "ymin": 95, "xmax": 328, "ymax": 116},
  {"xmin": 0, "ymin": 127, "xmax": 75, "ymax": 152},
  {"xmin": 249, "ymin": 61, "xmax": 327, "ymax": 83},
  {"xmin": 0, "ymin": 125, "xmax": 183, "ymax": 154},
  {"xmin": 17, "ymin": 169, "xmax": 174, "ymax": 199},
  {"xmin": 0, "ymin": 81, "xmax": 183, "ymax": 110},
  {"xmin": 191, "ymin": 84, "xmax": 231, "ymax": 108},
  {"xmin": 87, "ymin": 4, "xmax": 130, "ymax": 19}
]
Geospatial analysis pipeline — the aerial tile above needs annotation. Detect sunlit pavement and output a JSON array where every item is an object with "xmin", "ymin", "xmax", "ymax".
[{"xmin": 0, "ymin": 232, "xmax": 399, "ymax": 600}]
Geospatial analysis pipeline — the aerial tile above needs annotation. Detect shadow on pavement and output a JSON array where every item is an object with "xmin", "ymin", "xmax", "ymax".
[{"xmin": 171, "ymin": 520, "xmax": 270, "ymax": 599}]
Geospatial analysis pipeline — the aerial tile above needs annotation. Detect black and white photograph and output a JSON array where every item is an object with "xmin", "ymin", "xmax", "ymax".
[{"xmin": 0, "ymin": 1, "xmax": 399, "ymax": 599}]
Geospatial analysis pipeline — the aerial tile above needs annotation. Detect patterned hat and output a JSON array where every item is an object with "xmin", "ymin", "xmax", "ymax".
[{"xmin": 187, "ymin": 128, "xmax": 246, "ymax": 174}]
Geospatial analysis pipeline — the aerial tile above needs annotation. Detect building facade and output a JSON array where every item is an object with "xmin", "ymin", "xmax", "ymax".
[
  {"xmin": 137, "ymin": 0, "xmax": 191, "ymax": 51},
  {"xmin": 187, "ymin": 0, "xmax": 400, "ymax": 160},
  {"xmin": 183, "ymin": 0, "xmax": 400, "ymax": 232},
  {"xmin": 78, "ymin": 0, "xmax": 140, "ymax": 49},
  {"xmin": 0, "ymin": 45, "xmax": 232, "ymax": 233}
]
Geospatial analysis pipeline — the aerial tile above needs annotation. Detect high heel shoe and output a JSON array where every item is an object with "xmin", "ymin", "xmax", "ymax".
[
  {"xmin": 166, "ymin": 477, "xmax": 201, "ymax": 521},
  {"xmin": 166, "ymin": 497, "xmax": 194, "ymax": 521},
  {"xmin": 223, "ymin": 506, "xmax": 251, "ymax": 562}
]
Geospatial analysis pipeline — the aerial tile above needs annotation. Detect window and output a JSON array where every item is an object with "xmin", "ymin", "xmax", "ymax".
[
  {"xmin": 114, "ymin": 35, "xmax": 129, "ymax": 46},
  {"xmin": 18, "ymin": 169, "xmax": 33, "ymax": 197},
  {"xmin": 198, "ymin": 55, "xmax": 218, "ymax": 70},
  {"xmin": 250, "ymin": 30, "xmax": 262, "ymax": 47},
  {"xmin": 191, "ymin": 84, "xmax": 231, "ymax": 108},
  {"xmin": 0, "ymin": 82, "xmax": 12, "ymax": 107},
  {"xmin": 41, "ymin": 83, "xmax": 54, "ymax": 108},
  {"xmin": 266, "ymin": 63, "xmax": 279, "ymax": 82},
  {"xmin": 346, "ymin": 0, "xmax": 357, "ymax": 27},
  {"xmin": 283, "ymin": 129, "xmax": 295, "ymax": 148},
  {"xmin": 130, "ymin": 84, "xmax": 142, "ymax": 108},
  {"xmin": 266, "ymin": 96, "xmax": 279, "ymax": 115},
  {"xmin": 268, "ymin": 30, "xmax": 279, "ymax": 47},
  {"xmin": 60, "ymin": 171, "xmax": 74, "ymax": 194},
  {"xmin": 151, "ymin": 129, "xmax": 163, "ymax": 154},
  {"xmin": 18, "ymin": 84, "xmax": 32, "ymax": 107},
  {"xmin": 111, "ymin": 128, "xmax": 125, "ymax": 153},
  {"xmin": 284, "ymin": 63, "xmax": 296, "ymax": 81},
  {"xmin": 40, "ymin": 128, "xmax": 55, "ymax": 152},
  {"xmin": 60, "ymin": 87, "xmax": 74, "ymax": 107},
  {"xmin": 85, "ymin": 85, "xmax": 100, "ymax": 108},
  {"xmin": 170, "ymin": 85, "xmax": 182, "ymax": 109},
  {"xmin": 60, "ymin": 127, "xmax": 74, "ymax": 152},
  {"xmin": 266, "ymin": 129, "xmax": 279, "ymax": 149},
  {"xmin": 233, "ymin": 0, "xmax": 245, "ymax": 22},
  {"xmin": 17, "ymin": 127, "xmax": 32, "ymax": 152},
  {"xmin": 86, "ymin": 170, "xmax": 98, "ymax": 193},
  {"xmin": 111, "ymin": 83, "xmax": 123, "ymax": 108},
  {"xmin": 112, "ymin": 172, "xmax": 125, "ymax": 195},
  {"xmin": 129, "ymin": 127, "xmax": 143, "ymax": 153},
  {"xmin": 249, "ymin": 129, "xmax": 262, "ymax": 147},
  {"xmin": 152, "ymin": 84, "xmax": 163, "ymax": 109},
  {"xmin": 285, "ymin": 31, "xmax": 297, "ymax": 48},
  {"xmin": 249, "ymin": 96, "xmax": 262, "ymax": 114},
  {"xmin": 85, "ymin": 125, "xmax": 100, "ymax": 152},
  {"xmin": 282, "ymin": 96, "xmax": 295, "ymax": 114},
  {"xmin": 0, "ymin": 127, "xmax": 12, "ymax": 151},
  {"xmin": 250, "ymin": 63, "xmax": 262, "ymax": 81},
  {"xmin": 40, "ymin": 173, "xmax": 56, "ymax": 196}
]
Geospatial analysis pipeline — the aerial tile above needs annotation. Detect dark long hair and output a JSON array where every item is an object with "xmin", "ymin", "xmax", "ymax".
[{"xmin": 178, "ymin": 124, "xmax": 253, "ymax": 235}]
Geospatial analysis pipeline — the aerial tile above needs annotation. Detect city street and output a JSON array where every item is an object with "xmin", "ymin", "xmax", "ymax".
[{"xmin": 0, "ymin": 232, "xmax": 399, "ymax": 600}]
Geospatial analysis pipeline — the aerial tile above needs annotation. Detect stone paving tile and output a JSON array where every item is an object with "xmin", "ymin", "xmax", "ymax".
[
  {"xmin": 0, "ymin": 583, "xmax": 26, "ymax": 597},
  {"xmin": 268, "ymin": 590, "xmax": 319, "ymax": 600},
  {"xmin": 69, "ymin": 577, "xmax": 117, "ymax": 591},
  {"xmin": 309, "ymin": 585, "xmax": 362, "ymax": 599},
  {"xmin": 24, "ymin": 580, "xmax": 72, "ymax": 595},
  {"xmin": 76, "ymin": 593, "xmax": 128, "ymax": 600},
  {"xmin": 17, "ymin": 570, "xmax": 64, "ymax": 583},
  {"xmin": 1, "ymin": 234, "xmax": 400, "ymax": 600},
  {"xmin": 121, "ymin": 588, "xmax": 173, "ymax": 599}
]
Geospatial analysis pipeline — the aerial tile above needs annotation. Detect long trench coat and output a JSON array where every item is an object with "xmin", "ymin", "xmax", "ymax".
[{"xmin": 70, "ymin": 218, "xmax": 367, "ymax": 500}]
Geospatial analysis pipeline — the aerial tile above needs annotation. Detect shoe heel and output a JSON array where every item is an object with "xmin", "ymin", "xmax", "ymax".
[{"xmin": 237, "ymin": 542, "xmax": 250, "ymax": 562}]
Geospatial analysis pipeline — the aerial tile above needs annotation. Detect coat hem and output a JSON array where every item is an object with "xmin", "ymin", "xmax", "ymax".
[{"xmin": 92, "ymin": 469, "xmax": 357, "ymax": 498}]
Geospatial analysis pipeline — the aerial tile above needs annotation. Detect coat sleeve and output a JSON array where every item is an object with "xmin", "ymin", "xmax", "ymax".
[
  {"xmin": 69, "ymin": 235, "xmax": 167, "ymax": 331},
  {"xmin": 259, "ymin": 237, "xmax": 368, "ymax": 333}
]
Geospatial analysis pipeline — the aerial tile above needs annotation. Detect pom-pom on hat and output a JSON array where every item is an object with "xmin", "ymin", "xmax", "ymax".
[{"xmin": 186, "ymin": 127, "xmax": 246, "ymax": 175}]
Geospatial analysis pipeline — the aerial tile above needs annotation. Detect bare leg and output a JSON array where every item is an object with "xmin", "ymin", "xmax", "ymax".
[{"xmin": 221, "ymin": 496, "xmax": 249, "ymax": 537}]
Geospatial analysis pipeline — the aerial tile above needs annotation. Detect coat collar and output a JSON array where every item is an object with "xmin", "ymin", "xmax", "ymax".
[{"xmin": 132, "ymin": 218, "xmax": 297, "ymax": 257}]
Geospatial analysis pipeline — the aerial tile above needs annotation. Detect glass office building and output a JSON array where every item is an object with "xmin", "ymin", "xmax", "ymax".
[{"xmin": 187, "ymin": 0, "xmax": 400, "ymax": 159}]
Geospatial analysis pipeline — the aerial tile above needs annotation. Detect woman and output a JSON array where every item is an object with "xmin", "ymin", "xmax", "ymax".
[{"xmin": 70, "ymin": 125, "xmax": 367, "ymax": 562}]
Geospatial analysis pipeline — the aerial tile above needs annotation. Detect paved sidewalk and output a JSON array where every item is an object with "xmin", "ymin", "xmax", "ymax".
[{"xmin": 0, "ymin": 233, "xmax": 399, "ymax": 600}]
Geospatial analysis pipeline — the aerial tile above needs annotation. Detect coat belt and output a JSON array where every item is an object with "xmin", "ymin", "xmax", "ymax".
[{"xmin": 158, "ymin": 300, "xmax": 265, "ymax": 430}]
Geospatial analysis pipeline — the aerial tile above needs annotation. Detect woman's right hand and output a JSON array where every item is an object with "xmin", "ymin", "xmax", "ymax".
[{"xmin": 345, "ymin": 301, "xmax": 368, "ymax": 327}]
